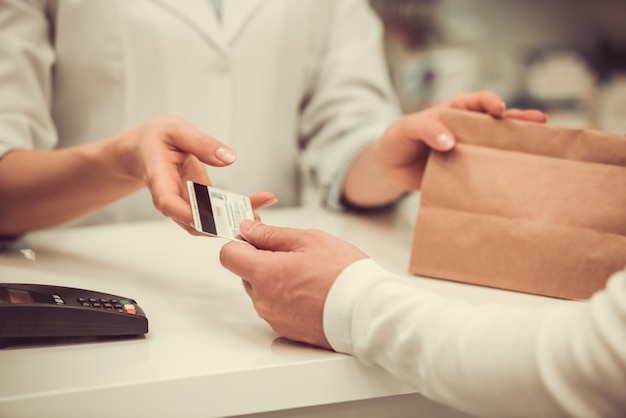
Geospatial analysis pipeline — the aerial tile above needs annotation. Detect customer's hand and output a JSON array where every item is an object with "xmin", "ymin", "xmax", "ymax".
[
  {"xmin": 220, "ymin": 220, "xmax": 368, "ymax": 349},
  {"xmin": 342, "ymin": 91, "xmax": 548, "ymax": 206},
  {"xmin": 119, "ymin": 115, "xmax": 276, "ymax": 233}
]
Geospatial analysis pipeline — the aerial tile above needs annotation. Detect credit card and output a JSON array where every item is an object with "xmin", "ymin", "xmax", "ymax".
[{"xmin": 187, "ymin": 181, "xmax": 254, "ymax": 240}]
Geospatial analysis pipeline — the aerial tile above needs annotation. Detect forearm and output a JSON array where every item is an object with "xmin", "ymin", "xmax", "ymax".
[{"xmin": 0, "ymin": 134, "xmax": 142, "ymax": 235}]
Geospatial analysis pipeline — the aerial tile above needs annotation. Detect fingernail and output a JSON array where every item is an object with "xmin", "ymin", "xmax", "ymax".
[
  {"xmin": 436, "ymin": 133, "xmax": 455, "ymax": 150},
  {"xmin": 240, "ymin": 219, "xmax": 257, "ymax": 232},
  {"xmin": 262, "ymin": 198, "xmax": 278, "ymax": 207},
  {"xmin": 216, "ymin": 147, "xmax": 237, "ymax": 163},
  {"xmin": 500, "ymin": 101, "xmax": 506, "ymax": 112}
]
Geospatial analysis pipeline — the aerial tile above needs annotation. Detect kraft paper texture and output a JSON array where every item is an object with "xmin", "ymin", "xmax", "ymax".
[{"xmin": 410, "ymin": 109, "xmax": 626, "ymax": 300}]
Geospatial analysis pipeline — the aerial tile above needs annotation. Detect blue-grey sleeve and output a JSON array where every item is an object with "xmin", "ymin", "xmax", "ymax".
[{"xmin": 297, "ymin": 0, "xmax": 402, "ymax": 210}]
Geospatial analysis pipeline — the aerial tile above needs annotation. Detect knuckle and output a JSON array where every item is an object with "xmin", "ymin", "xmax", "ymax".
[
  {"xmin": 253, "ymin": 300, "xmax": 272, "ymax": 320},
  {"xmin": 150, "ymin": 115, "xmax": 185, "ymax": 138},
  {"xmin": 154, "ymin": 114, "xmax": 180, "ymax": 126},
  {"xmin": 195, "ymin": 135, "xmax": 213, "ymax": 150},
  {"xmin": 151, "ymin": 194, "xmax": 165, "ymax": 214},
  {"xmin": 255, "ymin": 225, "xmax": 277, "ymax": 243},
  {"xmin": 151, "ymin": 193, "xmax": 175, "ymax": 217},
  {"xmin": 303, "ymin": 228, "xmax": 322, "ymax": 240},
  {"xmin": 218, "ymin": 245, "xmax": 229, "ymax": 263}
]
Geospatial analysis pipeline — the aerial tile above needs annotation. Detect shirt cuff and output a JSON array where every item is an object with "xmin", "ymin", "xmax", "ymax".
[
  {"xmin": 323, "ymin": 258, "xmax": 390, "ymax": 354},
  {"xmin": 322, "ymin": 141, "xmax": 369, "ymax": 211},
  {"xmin": 0, "ymin": 143, "xmax": 15, "ymax": 159}
]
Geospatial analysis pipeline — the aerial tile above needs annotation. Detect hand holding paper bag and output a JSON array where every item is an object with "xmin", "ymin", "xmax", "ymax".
[
  {"xmin": 342, "ymin": 91, "xmax": 546, "ymax": 207},
  {"xmin": 410, "ymin": 109, "xmax": 626, "ymax": 300}
]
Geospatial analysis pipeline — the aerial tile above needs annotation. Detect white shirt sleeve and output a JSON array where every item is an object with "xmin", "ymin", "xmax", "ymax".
[{"xmin": 324, "ymin": 258, "xmax": 626, "ymax": 418}]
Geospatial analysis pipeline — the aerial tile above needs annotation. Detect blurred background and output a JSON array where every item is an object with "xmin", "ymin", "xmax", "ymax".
[{"xmin": 370, "ymin": 0, "xmax": 626, "ymax": 134}]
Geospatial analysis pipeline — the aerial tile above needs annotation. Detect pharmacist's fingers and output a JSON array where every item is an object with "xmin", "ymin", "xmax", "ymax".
[
  {"xmin": 249, "ymin": 192, "xmax": 278, "ymax": 211},
  {"xmin": 503, "ymin": 108, "xmax": 548, "ymax": 123},
  {"xmin": 448, "ymin": 91, "xmax": 506, "ymax": 116}
]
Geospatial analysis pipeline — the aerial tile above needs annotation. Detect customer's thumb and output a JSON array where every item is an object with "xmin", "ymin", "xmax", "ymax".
[{"xmin": 238, "ymin": 219, "xmax": 300, "ymax": 252}]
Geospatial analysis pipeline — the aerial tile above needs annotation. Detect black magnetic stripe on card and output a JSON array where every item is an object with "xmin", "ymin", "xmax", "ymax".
[{"xmin": 193, "ymin": 182, "xmax": 218, "ymax": 235}]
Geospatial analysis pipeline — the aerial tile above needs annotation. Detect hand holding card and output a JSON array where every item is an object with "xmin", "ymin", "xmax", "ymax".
[{"xmin": 187, "ymin": 181, "xmax": 254, "ymax": 241}]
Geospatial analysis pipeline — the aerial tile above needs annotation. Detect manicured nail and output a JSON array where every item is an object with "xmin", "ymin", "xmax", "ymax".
[
  {"xmin": 216, "ymin": 147, "xmax": 237, "ymax": 163},
  {"xmin": 262, "ymin": 198, "xmax": 278, "ymax": 207},
  {"xmin": 436, "ymin": 133, "xmax": 455, "ymax": 150}
]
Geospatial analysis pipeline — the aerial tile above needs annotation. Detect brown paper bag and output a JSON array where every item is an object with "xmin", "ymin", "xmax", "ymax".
[{"xmin": 409, "ymin": 109, "xmax": 626, "ymax": 300}]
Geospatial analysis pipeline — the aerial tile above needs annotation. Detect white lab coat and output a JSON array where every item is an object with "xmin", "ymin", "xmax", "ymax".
[{"xmin": 0, "ymin": 0, "xmax": 400, "ymax": 226}]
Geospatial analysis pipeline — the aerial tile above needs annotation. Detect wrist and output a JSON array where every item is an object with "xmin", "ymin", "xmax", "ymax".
[
  {"xmin": 342, "ymin": 142, "xmax": 405, "ymax": 207},
  {"xmin": 87, "ymin": 129, "xmax": 144, "ymax": 188}
]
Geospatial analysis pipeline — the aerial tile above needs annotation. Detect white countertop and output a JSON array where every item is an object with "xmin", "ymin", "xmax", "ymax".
[{"xmin": 0, "ymin": 205, "xmax": 567, "ymax": 417}]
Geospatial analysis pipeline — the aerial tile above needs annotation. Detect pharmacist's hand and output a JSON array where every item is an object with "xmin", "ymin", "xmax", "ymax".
[
  {"xmin": 120, "ymin": 115, "xmax": 234, "ymax": 230},
  {"xmin": 220, "ymin": 220, "xmax": 368, "ymax": 349},
  {"xmin": 120, "ymin": 115, "xmax": 277, "ymax": 233},
  {"xmin": 376, "ymin": 91, "xmax": 547, "ymax": 191}
]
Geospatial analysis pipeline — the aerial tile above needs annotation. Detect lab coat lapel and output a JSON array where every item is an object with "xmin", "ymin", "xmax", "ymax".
[
  {"xmin": 151, "ymin": 0, "xmax": 229, "ymax": 55},
  {"xmin": 223, "ymin": 0, "xmax": 267, "ymax": 44}
]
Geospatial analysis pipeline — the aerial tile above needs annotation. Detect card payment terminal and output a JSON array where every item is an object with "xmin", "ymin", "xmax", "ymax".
[{"xmin": 0, "ymin": 283, "xmax": 148, "ymax": 343}]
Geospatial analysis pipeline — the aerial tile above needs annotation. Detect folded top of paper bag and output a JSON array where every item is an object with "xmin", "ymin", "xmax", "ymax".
[{"xmin": 440, "ymin": 108, "xmax": 626, "ymax": 165}]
